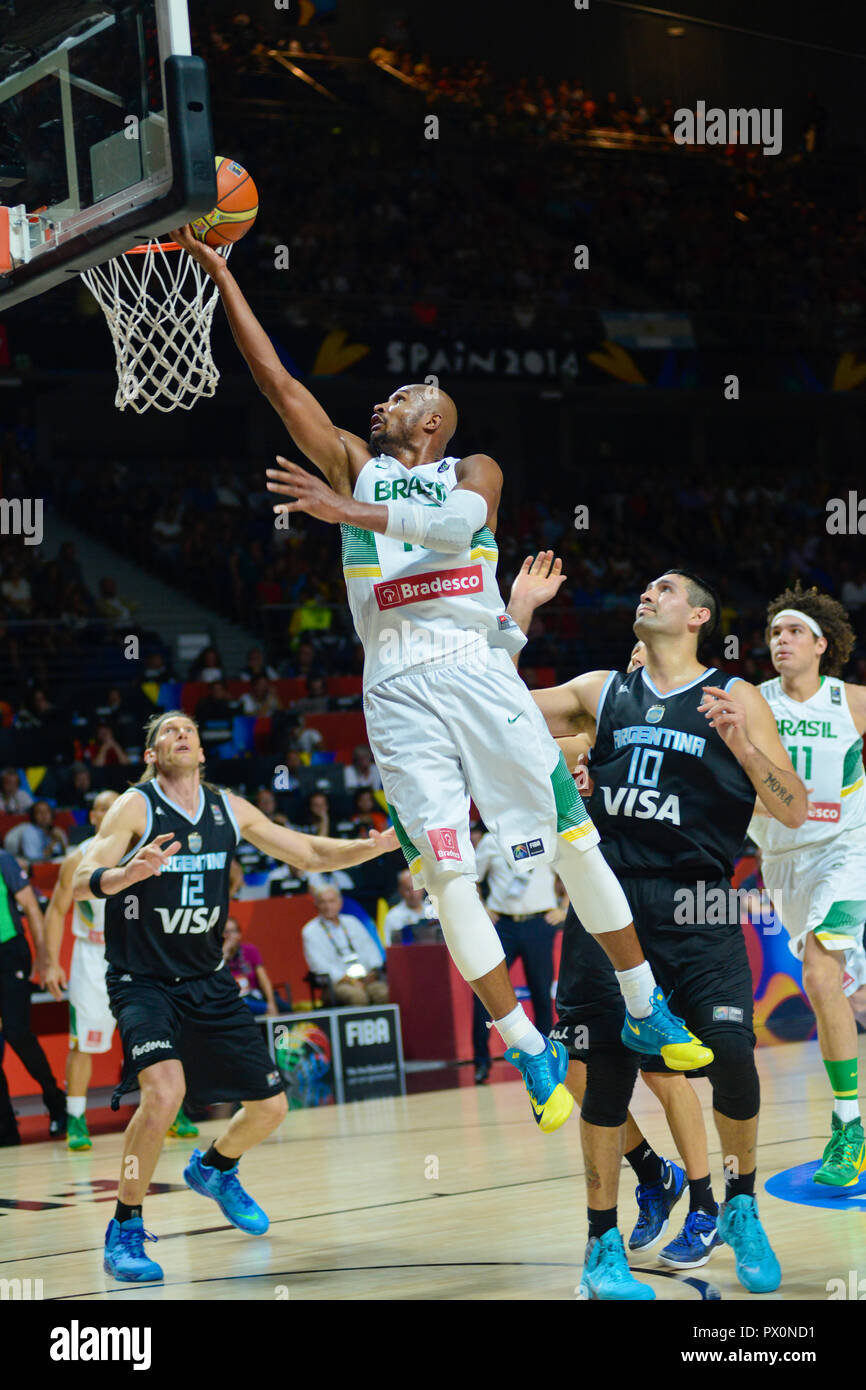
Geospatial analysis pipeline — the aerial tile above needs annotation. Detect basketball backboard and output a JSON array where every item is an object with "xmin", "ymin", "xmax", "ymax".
[{"xmin": 0, "ymin": 0, "xmax": 217, "ymax": 307}]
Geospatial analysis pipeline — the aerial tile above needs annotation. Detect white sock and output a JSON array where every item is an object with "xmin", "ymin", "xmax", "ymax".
[
  {"xmin": 67, "ymin": 1096, "xmax": 86, "ymax": 1119},
  {"xmin": 494, "ymin": 1003, "xmax": 546, "ymax": 1055},
  {"xmin": 834, "ymin": 1098, "xmax": 860, "ymax": 1125},
  {"xmin": 615, "ymin": 961, "xmax": 656, "ymax": 1019}
]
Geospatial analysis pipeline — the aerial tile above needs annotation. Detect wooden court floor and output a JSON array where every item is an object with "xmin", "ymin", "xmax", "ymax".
[{"xmin": 1, "ymin": 1037, "xmax": 864, "ymax": 1301}]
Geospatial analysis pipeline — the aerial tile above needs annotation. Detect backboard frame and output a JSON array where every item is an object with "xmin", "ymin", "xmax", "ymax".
[{"xmin": 0, "ymin": 0, "xmax": 217, "ymax": 309}]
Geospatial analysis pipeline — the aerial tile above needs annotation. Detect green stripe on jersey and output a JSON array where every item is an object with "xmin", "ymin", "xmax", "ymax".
[
  {"xmin": 819, "ymin": 899, "xmax": 866, "ymax": 931},
  {"xmin": 550, "ymin": 751, "xmax": 591, "ymax": 831},
  {"xmin": 340, "ymin": 523, "xmax": 379, "ymax": 571},
  {"xmin": 471, "ymin": 524, "xmax": 497, "ymax": 553},
  {"xmin": 842, "ymin": 737, "xmax": 865, "ymax": 789},
  {"xmin": 387, "ymin": 802, "xmax": 422, "ymax": 867}
]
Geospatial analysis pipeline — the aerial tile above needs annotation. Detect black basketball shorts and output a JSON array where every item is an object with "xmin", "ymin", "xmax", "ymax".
[
  {"xmin": 106, "ymin": 963, "xmax": 286, "ymax": 1109},
  {"xmin": 553, "ymin": 874, "xmax": 756, "ymax": 1074}
]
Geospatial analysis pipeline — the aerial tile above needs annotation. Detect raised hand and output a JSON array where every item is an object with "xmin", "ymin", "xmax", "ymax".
[
  {"xmin": 122, "ymin": 832, "xmax": 181, "ymax": 887},
  {"xmin": 266, "ymin": 457, "xmax": 350, "ymax": 525},
  {"xmin": 171, "ymin": 224, "xmax": 229, "ymax": 278},
  {"xmin": 699, "ymin": 684, "xmax": 752, "ymax": 758},
  {"xmin": 509, "ymin": 550, "xmax": 567, "ymax": 613}
]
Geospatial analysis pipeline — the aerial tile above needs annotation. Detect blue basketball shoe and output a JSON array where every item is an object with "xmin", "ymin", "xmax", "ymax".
[
  {"xmin": 104, "ymin": 1218, "xmax": 163, "ymax": 1283},
  {"xmin": 183, "ymin": 1149, "xmax": 270, "ymax": 1234},
  {"xmin": 577, "ymin": 1228, "xmax": 655, "ymax": 1300},
  {"xmin": 506, "ymin": 1037, "xmax": 574, "ymax": 1133},
  {"xmin": 717, "ymin": 1194, "xmax": 781, "ymax": 1293},
  {"xmin": 658, "ymin": 1208, "xmax": 723, "ymax": 1268},
  {"xmin": 628, "ymin": 1157, "xmax": 686, "ymax": 1252},
  {"xmin": 621, "ymin": 988, "xmax": 714, "ymax": 1071}
]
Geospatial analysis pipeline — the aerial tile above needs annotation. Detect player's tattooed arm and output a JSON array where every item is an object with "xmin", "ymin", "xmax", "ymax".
[
  {"xmin": 71, "ymin": 793, "xmax": 179, "ymax": 900},
  {"xmin": 699, "ymin": 682, "xmax": 807, "ymax": 827},
  {"xmin": 226, "ymin": 793, "xmax": 398, "ymax": 873},
  {"xmin": 173, "ymin": 225, "xmax": 367, "ymax": 495}
]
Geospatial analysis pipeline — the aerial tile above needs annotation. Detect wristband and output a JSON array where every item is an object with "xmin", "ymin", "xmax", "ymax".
[{"xmin": 89, "ymin": 868, "xmax": 110, "ymax": 898}]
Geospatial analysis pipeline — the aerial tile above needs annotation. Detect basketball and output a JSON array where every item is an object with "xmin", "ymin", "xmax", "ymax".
[{"xmin": 191, "ymin": 155, "xmax": 258, "ymax": 247}]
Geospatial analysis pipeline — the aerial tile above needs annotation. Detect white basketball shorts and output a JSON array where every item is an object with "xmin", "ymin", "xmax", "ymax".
[
  {"xmin": 68, "ymin": 938, "xmax": 116, "ymax": 1054},
  {"xmin": 761, "ymin": 827, "xmax": 866, "ymax": 975},
  {"xmin": 363, "ymin": 647, "xmax": 598, "ymax": 885}
]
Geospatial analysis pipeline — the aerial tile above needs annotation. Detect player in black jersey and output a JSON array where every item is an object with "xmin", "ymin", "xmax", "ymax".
[
  {"xmin": 72, "ymin": 711, "xmax": 398, "ymax": 1284},
  {"xmin": 509, "ymin": 556, "xmax": 806, "ymax": 1300}
]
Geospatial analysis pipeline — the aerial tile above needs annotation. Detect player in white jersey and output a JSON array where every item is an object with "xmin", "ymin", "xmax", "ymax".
[
  {"xmin": 175, "ymin": 225, "xmax": 713, "ymax": 1135},
  {"xmin": 43, "ymin": 791, "xmax": 119, "ymax": 1150},
  {"xmin": 749, "ymin": 583, "xmax": 866, "ymax": 1187}
]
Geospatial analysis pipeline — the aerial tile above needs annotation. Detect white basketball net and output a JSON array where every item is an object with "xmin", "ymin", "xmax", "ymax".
[{"xmin": 80, "ymin": 240, "xmax": 230, "ymax": 413}]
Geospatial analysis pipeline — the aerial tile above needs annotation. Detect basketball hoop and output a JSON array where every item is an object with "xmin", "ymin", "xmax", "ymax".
[{"xmin": 80, "ymin": 238, "xmax": 230, "ymax": 414}]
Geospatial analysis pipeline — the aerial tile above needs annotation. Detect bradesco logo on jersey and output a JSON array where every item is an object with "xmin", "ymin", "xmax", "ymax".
[
  {"xmin": 807, "ymin": 802, "xmax": 841, "ymax": 822},
  {"xmin": 374, "ymin": 565, "xmax": 483, "ymax": 611}
]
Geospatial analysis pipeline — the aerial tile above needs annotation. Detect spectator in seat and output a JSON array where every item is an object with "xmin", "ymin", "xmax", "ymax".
[
  {"xmin": 89, "ymin": 721, "xmax": 131, "ymax": 767},
  {"xmin": 255, "ymin": 787, "xmax": 289, "ymax": 826},
  {"xmin": 290, "ymin": 714, "xmax": 323, "ymax": 759},
  {"xmin": 195, "ymin": 680, "xmax": 239, "ymax": 748},
  {"xmin": 189, "ymin": 644, "xmax": 224, "ymax": 683},
  {"xmin": 0, "ymin": 768, "xmax": 33, "ymax": 814},
  {"xmin": 142, "ymin": 651, "xmax": 173, "ymax": 683},
  {"xmin": 4, "ymin": 801, "xmax": 69, "ymax": 862},
  {"xmin": 65, "ymin": 762, "xmax": 96, "ymax": 810},
  {"xmin": 95, "ymin": 577, "xmax": 136, "ymax": 627},
  {"xmin": 344, "ymin": 745, "xmax": 383, "ymax": 791},
  {"xmin": 239, "ymin": 646, "xmax": 279, "ymax": 681},
  {"xmin": 351, "ymin": 788, "xmax": 388, "ymax": 835},
  {"xmin": 384, "ymin": 868, "xmax": 438, "ymax": 944},
  {"xmin": 304, "ymin": 791, "xmax": 332, "ymax": 838},
  {"xmin": 292, "ymin": 675, "xmax": 330, "ymax": 715},
  {"xmin": 222, "ymin": 917, "xmax": 288, "ymax": 1016},
  {"xmin": 302, "ymin": 886, "xmax": 388, "ymax": 1006},
  {"xmin": 240, "ymin": 675, "xmax": 282, "ymax": 718}
]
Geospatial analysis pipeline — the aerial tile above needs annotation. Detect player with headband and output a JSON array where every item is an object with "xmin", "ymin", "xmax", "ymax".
[{"xmin": 751, "ymin": 584, "xmax": 866, "ymax": 1187}]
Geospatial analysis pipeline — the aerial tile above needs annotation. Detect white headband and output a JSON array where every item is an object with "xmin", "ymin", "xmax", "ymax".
[{"xmin": 771, "ymin": 608, "xmax": 823, "ymax": 638}]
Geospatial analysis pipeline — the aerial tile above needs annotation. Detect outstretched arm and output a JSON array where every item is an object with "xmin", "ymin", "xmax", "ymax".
[
  {"xmin": 265, "ymin": 453, "xmax": 501, "ymax": 552},
  {"xmin": 226, "ymin": 793, "xmax": 398, "ymax": 874},
  {"xmin": 173, "ymin": 226, "xmax": 369, "ymax": 493}
]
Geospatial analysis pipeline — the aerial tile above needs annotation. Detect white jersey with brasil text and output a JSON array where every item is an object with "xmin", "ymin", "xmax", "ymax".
[
  {"xmin": 341, "ymin": 454, "xmax": 525, "ymax": 691},
  {"xmin": 749, "ymin": 675, "xmax": 866, "ymax": 858},
  {"xmin": 71, "ymin": 836, "xmax": 106, "ymax": 945}
]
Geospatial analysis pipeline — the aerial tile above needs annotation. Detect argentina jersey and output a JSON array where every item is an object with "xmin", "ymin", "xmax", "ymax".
[
  {"xmin": 588, "ymin": 666, "xmax": 755, "ymax": 879},
  {"xmin": 104, "ymin": 779, "xmax": 239, "ymax": 980}
]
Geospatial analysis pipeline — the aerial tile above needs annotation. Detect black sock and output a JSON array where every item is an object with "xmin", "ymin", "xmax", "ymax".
[
  {"xmin": 114, "ymin": 1201, "xmax": 142, "ymax": 1224},
  {"xmin": 624, "ymin": 1141, "xmax": 664, "ymax": 1187},
  {"xmin": 725, "ymin": 1169, "xmax": 756, "ymax": 1204},
  {"xmin": 587, "ymin": 1206, "xmax": 618, "ymax": 1240},
  {"xmin": 688, "ymin": 1174, "xmax": 718, "ymax": 1215},
  {"xmin": 202, "ymin": 1143, "xmax": 237, "ymax": 1173}
]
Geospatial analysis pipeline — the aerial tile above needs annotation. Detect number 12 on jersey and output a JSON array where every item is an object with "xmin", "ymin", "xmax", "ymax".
[{"xmin": 180, "ymin": 873, "xmax": 205, "ymax": 906}]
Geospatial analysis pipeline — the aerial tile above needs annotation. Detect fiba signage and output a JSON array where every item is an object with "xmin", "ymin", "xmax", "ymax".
[
  {"xmin": 264, "ymin": 1005, "xmax": 405, "ymax": 1106},
  {"xmin": 338, "ymin": 1007, "xmax": 405, "ymax": 1103}
]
